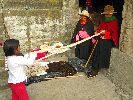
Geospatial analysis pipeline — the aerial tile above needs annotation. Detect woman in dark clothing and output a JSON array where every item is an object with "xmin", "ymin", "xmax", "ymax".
[
  {"xmin": 71, "ymin": 10, "xmax": 95, "ymax": 60},
  {"xmin": 87, "ymin": 5, "xmax": 119, "ymax": 78}
]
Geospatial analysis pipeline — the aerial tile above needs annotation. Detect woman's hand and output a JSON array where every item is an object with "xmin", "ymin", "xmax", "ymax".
[{"xmin": 100, "ymin": 30, "xmax": 106, "ymax": 35}]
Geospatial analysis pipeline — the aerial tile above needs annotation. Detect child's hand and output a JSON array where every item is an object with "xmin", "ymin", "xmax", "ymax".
[
  {"xmin": 36, "ymin": 52, "xmax": 47, "ymax": 60},
  {"xmin": 24, "ymin": 52, "xmax": 37, "ymax": 59}
]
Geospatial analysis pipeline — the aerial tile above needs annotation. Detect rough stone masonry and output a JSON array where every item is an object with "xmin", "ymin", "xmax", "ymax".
[{"xmin": 0, "ymin": 0, "xmax": 133, "ymax": 98}]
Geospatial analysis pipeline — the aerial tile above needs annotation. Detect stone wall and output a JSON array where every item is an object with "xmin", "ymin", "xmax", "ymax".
[
  {"xmin": 110, "ymin": 48, "xmax": 133, "ymax": 97},
  {"xmin": 0, "ymin": 0, "xmax": 133, "ymax": 97},
  {"xmin": 119, "ymin": 0, "xmax": 133, "ymax": 56},
  {"xmin": 0, "ymin": 0, "xmax": 79, "ymax": 92},
  {"xmin": 109, "ymin": 0, "xmax": 133, "ymax": 96},
  {"xmin": 0, "ymin": 0, "xmax": 79, "ymax": 59}
]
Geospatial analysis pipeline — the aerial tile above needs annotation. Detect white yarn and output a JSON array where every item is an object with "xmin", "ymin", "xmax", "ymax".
[{"xmin": 37, "ymin": 32, "xmax": 101, "ymax": 61}]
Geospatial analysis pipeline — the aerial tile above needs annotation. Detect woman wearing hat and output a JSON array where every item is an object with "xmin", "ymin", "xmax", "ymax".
[
  {"xmin": 71, "ymin": 10, "xmax": 95, "ymax": 61},
  {"xmin": 87, "ymin": 5, "xmax": 119, "ymax": 78}
]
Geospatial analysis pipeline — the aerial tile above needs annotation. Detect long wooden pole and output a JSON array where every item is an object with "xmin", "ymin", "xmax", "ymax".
[{"xmin": 84, "ymin": 40, "xmax": 98, "ymax": 68}]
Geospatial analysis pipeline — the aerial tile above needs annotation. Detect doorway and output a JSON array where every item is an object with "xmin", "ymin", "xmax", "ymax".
[{"xmin": 79, "ymin": 0, "xmax": 124, "ymax": 29}]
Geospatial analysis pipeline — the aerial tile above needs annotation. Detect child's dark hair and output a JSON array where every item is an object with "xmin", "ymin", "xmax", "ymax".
[{"xmin": 3, "ymin": 39, "xmax": 19, "ymax": 57}]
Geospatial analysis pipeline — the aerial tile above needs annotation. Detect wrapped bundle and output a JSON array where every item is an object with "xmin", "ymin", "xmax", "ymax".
[
  {"xmin": 68, "ymin": 57, "xmax": 87, "ymax": 72},
  {"xmin": 24, "ymin": 61, "xmax": 77, "ymax": 86},
  {"xmin": 68, "ymin": 57, "xmax": 92, "ymax": 74},
  {"xmin": 47, "ymin": 61, "xmax": 77, "ymax": 76}
]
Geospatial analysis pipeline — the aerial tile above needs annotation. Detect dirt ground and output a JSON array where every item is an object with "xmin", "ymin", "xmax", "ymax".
[
  {"xmin": 0, "ymin": 72, "xmax": 121, "ymax": 100},
  {"xmin": 28, "ymin": 73, "xmax": 122, "ymax": 100},
  {"xmin": 0, "ymin": 52, "xmax": 130, "ymax": 100}
]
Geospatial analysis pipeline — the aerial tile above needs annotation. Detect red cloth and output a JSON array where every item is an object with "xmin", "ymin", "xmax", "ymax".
[
  {"xmin": 104, "ymin": 31, "xmax": 111, "ymax": 39},
  {"xmin": 96, "ymin": 20, "xmax": 119, "ymax": 46},
  {"xmin": 31, "ymin": 48, "xmax": 47, "ymax": 60},
  {"xmin": 101, "ymin": 31, "xmax": 111, "ymax": 39},
  {"xmin": 31, "ymin": 48, "xmax": 41, "ymax": 52},
  {"xmin": 36, "ymin": 52, "xmax": 47, "ymax": 60},
  {"xmin": 8, "ymin": 82, "xmax": 29, "ymax": 100}
]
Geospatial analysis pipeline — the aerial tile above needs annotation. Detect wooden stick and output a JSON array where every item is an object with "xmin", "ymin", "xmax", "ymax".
[
  {"xmin": 66, "ymin": 76, "xmax": 79, "ymax": 78},
  {"xmin": 84, "ymin": 40, "xmax": 98, "ymax": 68},
  {"xmin": 44, "ymin": 74, "xmax": 84, "ymax": 80},
  {"xmin": 45, "ymin": 78, "xmax": 54, "ymax": 80},
  {"xmin": 78, "ymin": 74, "xmax": 84, "ymax": 77},
  {"xmin": 54, "ymin": 77, "xmax": 67, "ymax": 79}
]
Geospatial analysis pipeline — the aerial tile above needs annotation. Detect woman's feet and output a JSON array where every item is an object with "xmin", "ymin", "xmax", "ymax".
[{"xmin": 86, "ymin": 69, "xmax": 98, "ymax": 78}]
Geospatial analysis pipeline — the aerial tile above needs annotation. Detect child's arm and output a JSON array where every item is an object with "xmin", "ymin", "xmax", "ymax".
[
  {"xmin": 16, "ymin": 51, "xmax": 46, "ymax": 66},
  {"xmin": 16, "ymin": 52, "xmax": 37, "ymax": 66}
]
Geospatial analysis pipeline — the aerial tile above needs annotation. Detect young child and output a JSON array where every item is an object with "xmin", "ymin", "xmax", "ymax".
[{"xmin": 3, "ymin": 39, "xmax": 38, "ymax": 100}]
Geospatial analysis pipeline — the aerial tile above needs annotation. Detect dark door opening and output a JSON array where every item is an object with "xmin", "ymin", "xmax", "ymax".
[
  {"xmin": 79, "ymin": 0, "xmax": 86, "ymax": 11},
  {"xmin": 79, "ymin": 0, "xmax": 124, "ymax": 29}
]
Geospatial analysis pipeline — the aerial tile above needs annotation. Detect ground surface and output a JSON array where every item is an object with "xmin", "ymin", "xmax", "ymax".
[
  {"xmin": 0, "ymin": 52, "xmax": 131, "ymax": 100},
  {"xmin": 0, "ymin": 72, "xmax": 121, "ymax": 100}
]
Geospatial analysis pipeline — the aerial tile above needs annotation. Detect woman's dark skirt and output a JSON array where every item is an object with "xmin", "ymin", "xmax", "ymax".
[
  {"xmin": 91, "ymin": 39, "xmax": 113, "ymax": 71},
  {"xmin": 75, "ymin": 39, "xmax": 93, "ymax": 61}
]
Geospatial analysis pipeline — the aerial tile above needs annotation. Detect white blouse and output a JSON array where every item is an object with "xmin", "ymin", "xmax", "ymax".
[{"xmin": 7, "ymin": 53, "xmax": 36, "ymax": 84}]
